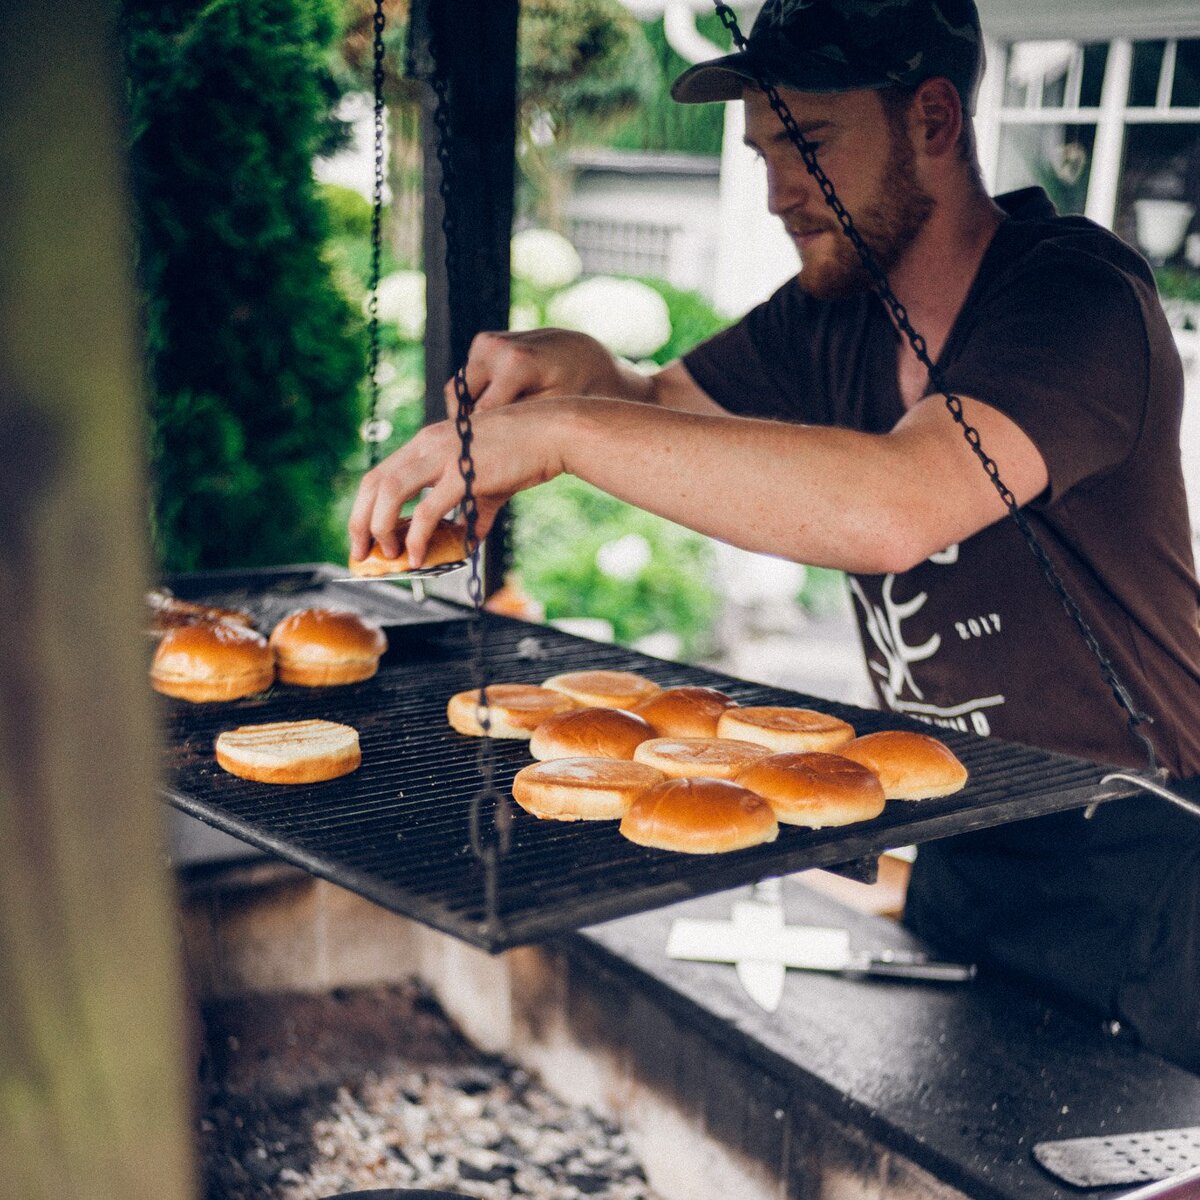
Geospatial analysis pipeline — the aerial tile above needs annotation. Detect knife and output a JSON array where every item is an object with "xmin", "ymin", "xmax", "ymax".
[{"xmin": 667, "ymin": 904, "xmax": 975, "ymax": 1011}]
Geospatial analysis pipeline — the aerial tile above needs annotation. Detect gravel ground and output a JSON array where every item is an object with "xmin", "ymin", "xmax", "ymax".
[{"xmin": 198, "ymin": 981, "xmax": 664, "ymax": 1200}]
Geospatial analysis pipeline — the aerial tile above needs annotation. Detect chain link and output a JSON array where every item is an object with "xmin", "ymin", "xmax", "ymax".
[
  {"xmin": 713, "ymin": 3, "xmax": 1157, "ymax": 771},
  {"xmin": 429, "ymin": 20, "xmax": 511, "ymax": 921},
  {"xmin": 366, "ymin": 0, "xmax": 387, "ymax": 469}
]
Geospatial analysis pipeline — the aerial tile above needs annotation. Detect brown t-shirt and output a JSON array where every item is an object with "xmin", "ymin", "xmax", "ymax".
[{"xmin": 684, "ymin": 187, "xmax": 1200, "ymax": 778}]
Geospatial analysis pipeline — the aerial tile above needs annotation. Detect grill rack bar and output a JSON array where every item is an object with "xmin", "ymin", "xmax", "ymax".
[{"xmin": 160, "ymin": 573, "xmax": 1153, "ymax": 952}]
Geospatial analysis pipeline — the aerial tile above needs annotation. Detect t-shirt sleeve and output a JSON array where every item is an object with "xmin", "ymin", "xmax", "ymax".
[
  {"xmin": 681, "ymin": 282, "xmax": 816, "ymax": 422},
  {"xmin": 937, "ymin": 248, "xmax": 1150, "ymax": 504}
]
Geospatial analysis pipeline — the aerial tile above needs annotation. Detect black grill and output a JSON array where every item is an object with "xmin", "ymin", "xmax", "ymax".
[{"xmin": 160, "ymin": 567, "xmax": 1149, "ymax": 952}]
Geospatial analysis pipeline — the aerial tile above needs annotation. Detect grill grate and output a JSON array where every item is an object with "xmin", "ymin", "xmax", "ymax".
[{"xmin": 160, "ymin": 570, "xmax": 1150, "ymax": 952}]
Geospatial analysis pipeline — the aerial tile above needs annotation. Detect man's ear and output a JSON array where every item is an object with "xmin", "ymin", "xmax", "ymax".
[{"xmin": 912, "ymin": 77, "xmax": 963, "ymax": 159}]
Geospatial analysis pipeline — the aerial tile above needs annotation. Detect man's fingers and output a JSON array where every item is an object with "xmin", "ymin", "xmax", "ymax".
[
  {"xmin": 367, "ymin": 474, "xmax": 411, "ymax": 560},
  {"xmin": 407, "ymin": 473, "xmax": 466, "ymax": 567},
  {"xmin": 348, "ymin": 474, "xmax": 380, "ymax": 561}
]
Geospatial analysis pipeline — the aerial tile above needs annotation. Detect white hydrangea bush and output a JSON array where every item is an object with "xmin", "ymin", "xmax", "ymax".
[{"xmin": 546, "ymin": 276, "xmax": 671, "ymax": 359}]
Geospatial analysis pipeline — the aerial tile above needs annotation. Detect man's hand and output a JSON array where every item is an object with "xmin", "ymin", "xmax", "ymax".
[
  {"xmin": 347, "ymin": 402, "xmax": 570, "ymax": 565},
  {"xmin": 444, "ymin": 328, "xmax": 639, "ymax": 420}
]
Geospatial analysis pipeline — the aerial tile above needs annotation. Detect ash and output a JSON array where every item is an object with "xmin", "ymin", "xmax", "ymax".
[{"xmin": 198, "ymin": 981, "xmax": 663, "ymax": 1200}]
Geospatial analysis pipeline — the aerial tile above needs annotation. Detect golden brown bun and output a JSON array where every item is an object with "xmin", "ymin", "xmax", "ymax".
[
  {"xmin": 447, "ymin": 683, "xmax": 577, "ymax": 739},
  {"xmin": 716, "ymin": 706, "xmax": 855, "ymax": 753},
  {"xmin": 529, "ymin": 706, "xmax": 655, "ymax": 761},
  {"xmin": 632, "ymin": 736, "xmax": 770, "ymax": 779},
  {"xmin": 150, "ymin": 621, "xmax": 275, "ymax": 702},
  {"xmin": 540, "ymin": 669, "xmax": 661, "ymax": 710},
  {"xmin": 348, "ymin": 518, "xmax": 468, "ymax": 576},
  {"xmin": 620, "ymin": 777, "xmax": 779, "ymax": 854},
  {"xmin": 268, "ymin": 607, "xmax": 388, "ymax": 686},
  {"xmin": 736, "ymin": 752, "xmax": 886, "ymax": 828},
  {"xmin": 215, "ymin": 719, "xmax": 361, "ymax": 784},
  {"xmin": 634, "ymin": 686, "xmax": 738, "ymax": 738},
  {"xmin": 512, "ymin": 757, "xmax": 666, "ymax": 821},
  {"xmin": 145, "ymin": 587, "xmax": 253, "ymax": 636},
  {"xmin": 839, "ymin": 730, "xmax": 969, "ymax": 800}
]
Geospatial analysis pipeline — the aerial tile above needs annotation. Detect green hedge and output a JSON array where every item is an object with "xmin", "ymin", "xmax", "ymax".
[{"xmin": 124, "ymin": 0, "xmax": 367, "ymax": 571}]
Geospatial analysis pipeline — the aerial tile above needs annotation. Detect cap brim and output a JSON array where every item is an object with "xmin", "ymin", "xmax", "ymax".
[{"xmin": 670, "ymin": 53, "xmax": 760, "ymax": 104}]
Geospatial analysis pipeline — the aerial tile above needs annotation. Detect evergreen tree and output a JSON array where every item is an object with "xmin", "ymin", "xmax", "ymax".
[{"xmin": 123, "ymin": 0, "xmax": 366, "ymax": 570}]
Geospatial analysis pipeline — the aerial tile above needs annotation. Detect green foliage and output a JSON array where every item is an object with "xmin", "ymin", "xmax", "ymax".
[
  {"xmin": 600, "ymin": 16, "xmax": 731, "ymax": 156},
  {"xmin": 320, "ymin": 181, "xmax": 374, "ymax": 239},
  {"xmin": 1156, "ymin": 265, "xmax": 1200, "ymax": 303},
  {"xmin": 123, "ymin": 0, "xmax": 367, "ymax": 571},
  {"xmin": 636, "ymin": 277, "xmax": 728, "ymax": 364},
  {"xmin": 518, "ymin": 0, "xmax": 659, "ymax": 130},
  {"xmin": 512, "ymin": 476, "xmax": 717, "ymax": 656}
]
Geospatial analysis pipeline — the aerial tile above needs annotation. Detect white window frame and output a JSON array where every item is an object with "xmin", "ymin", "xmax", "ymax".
[{"xmin": 979, "ymin": 36, "xmax": 1200, "ymax": 230}]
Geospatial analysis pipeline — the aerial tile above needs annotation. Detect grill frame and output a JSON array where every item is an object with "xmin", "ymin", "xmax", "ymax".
[{"xmin": 159, "ymin": 567, "xmax": 1151, "ymax": 953}]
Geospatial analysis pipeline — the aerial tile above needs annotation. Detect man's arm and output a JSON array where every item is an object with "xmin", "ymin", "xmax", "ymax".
[
  {"xmin": 349, "ymin": 387, "xmax": 1048, "ymax": 570},
  {"xmin": 445, "ymin": 328, "xmax": 727, "ymax": 416}
]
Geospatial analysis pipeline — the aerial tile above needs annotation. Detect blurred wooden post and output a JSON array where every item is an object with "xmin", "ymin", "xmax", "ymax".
[
  {"xmin": 0, "ymin": 3, "xmax": 194, "ymax": 1198},
  {"xmin": 414, "ymin": 0, "xmax": 519, "ymax": 595}
]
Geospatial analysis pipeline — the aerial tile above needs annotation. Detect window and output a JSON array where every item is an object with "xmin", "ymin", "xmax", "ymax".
[{"xmin": 988, "ymin": 37, "xmax": 1200, "ymax": 319}]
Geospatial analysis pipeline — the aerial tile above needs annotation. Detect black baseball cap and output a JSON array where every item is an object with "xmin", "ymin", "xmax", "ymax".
[{"xmin": 671, "ymin": 0, "xmax": 984, "ymax": 114}]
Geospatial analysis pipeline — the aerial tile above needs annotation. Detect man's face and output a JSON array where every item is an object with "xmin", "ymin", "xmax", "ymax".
[{"xmin": 743, "ymin": 86, "xmax": 935, "ymax": 300}]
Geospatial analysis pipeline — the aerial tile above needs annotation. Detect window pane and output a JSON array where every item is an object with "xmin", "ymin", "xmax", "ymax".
[
  {"xmin": 1114, "ymin": 123, "xmax": 1200, "ymax": 276},
  {"xmin": 1079, "ymin": 42, "xmax": 1109, "ymax": 109},
  {"xmin": 996, "ymin": 124, "xmax": 1096, "ymax": 215},
  {"xmin": 1173, "ymin": 39, "xmax": 1200, "ymax": 108},
  {"xmin": 1129, "ymin": 41, "xmax": 1166, "ymax": 107},
  {"xmin": 1004, "ymin": 41, "xmax": 1075, "ymax": 109}
]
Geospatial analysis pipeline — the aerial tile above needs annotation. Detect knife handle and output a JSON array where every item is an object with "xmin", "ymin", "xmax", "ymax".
[{"xmin": 844, "ymin": 954, "xmax": 977, "ymax": 983}]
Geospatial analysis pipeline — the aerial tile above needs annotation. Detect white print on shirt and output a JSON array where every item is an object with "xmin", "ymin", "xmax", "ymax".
[{"xmin": 849, "ymin": 544, "xmax": 1006, "ymax": 736}]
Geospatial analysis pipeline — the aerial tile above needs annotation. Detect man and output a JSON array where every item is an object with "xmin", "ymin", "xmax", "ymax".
[{"xmin": 349, "ymin": 0, "xmax": 1200, "ymax": 1067}]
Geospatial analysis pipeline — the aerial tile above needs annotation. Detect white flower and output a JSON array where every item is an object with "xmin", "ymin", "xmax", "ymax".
[
  {"xmin": 508, "ymin": 302, "xmax": 542, "ymax": 332},
  {"xmin": 371, "ymin": 270, "xmax": 425, "ymax": 341},
  {"xmin": 511, "ymin": 228, "xmax": 583, "ymax": 290},
  {"xmin": 546, "ymin": 277, "xmax": 671, "ymax": 359},
  {"xmin": 595, "ymin": 532, "xmax": 652, "ymax": 582}
]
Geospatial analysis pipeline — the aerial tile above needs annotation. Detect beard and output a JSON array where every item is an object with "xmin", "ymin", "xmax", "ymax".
[{"xmin": 794, "ymin": 126, "xmax": 935, "ymax": 302}]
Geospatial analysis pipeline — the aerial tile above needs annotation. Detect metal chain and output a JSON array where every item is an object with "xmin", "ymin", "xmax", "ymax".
[
  {"xmin": 364, "ymin": 0, "xmax": 388, "ymax": 467},
  {"xmin": 713, "ymin": 3, "xmax": 1158, "ymax": 772},
  {"xmin": 428, "ymin": 18, "xmax": 511, "ymax": 931}
]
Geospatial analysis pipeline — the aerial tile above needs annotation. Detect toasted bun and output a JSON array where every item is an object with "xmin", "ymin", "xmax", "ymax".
[
  {"xmin": 215, "ymin": 719, "xmax": 361, "ymax": 784},
  {"xmin": 632, "ymin": 736, "xmax": 770, "ymax": 779},
  {"xmin": 716, "ymin": 706, "xmax": 855, "ymax": 753},
  {"xmin": 634, "ymin": 686, "xmax": 738, "ymax": 738},
  {"xmin": 447, "ymin": 683, "xmax": 577, "ymax": 739},
  {"xmin": 620, "ymin": 777, "xmax": 779, "ymax": 854},
  {"xmin": 513, "ymin": 757, "xmax": 666, "ymax": 821},
  {"xmin": 736, "ymin": 752, "xmax": 886, "ymax": 828},
  {"xmin": 269, "ymin": 608, "xmax": 388, "ymax": 686},
  {"xmin": 529, "ymin": 706, "xmax": 655, "ymax": 761},
  {"xmin": 541, "ymin": 669, "xmax": 661, "ymax": 710},
  {"xmin": 146, "ymin": 587, "xmax": 253, "ymax": 636},
  {"xmin": 150, "ymin": 621, "xmax": 274, "ymax": 702},
  {"xmin": 348, "ymin": 518, "xmax": 468, "ymax": 576},
  {"xmin": 839, "ymin": 730, "xmax": 969, "ymax": 800}
]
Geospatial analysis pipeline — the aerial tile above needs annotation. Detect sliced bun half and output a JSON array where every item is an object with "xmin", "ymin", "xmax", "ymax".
[
  {"xmin": 839, "ymin": 730, "xmax": 969, "ymax": 800},
  {"xmin": 716, "ymin": 705, "xmax": 855, "ymax": 753},
  {"xmin": 632, "ymin": 736, "xmax": 770, "ymax": 779},
  {"xmin": 529, "ymin": 706, "xmax": 655, "ymax": 761},
  {"xmin": 633, "ymin": 686, "xmax": 738, "ymax": 738},
  {"xmin": 447, "ymin": 683, "xmax": 577, "ymax": 739},
  {"xmin": 269, "ymin": 607, "xmax": 388, "ymax": 686},
  {"xmin": 540, "ymin": 669, "xmax": 661, "ymax": 710},
  {"xmin": 349, "ymin": 518, "xmax": 467, "ymax": 576},
  {"xmin": 215, "ymin": 719, "xmax": 361, "ymax": 784},
  {"xmin": 619, "ymin": 777, "xmax": 779, "ymax": 854},
  {"xmin": 512, "ymin": 757, "xmax": 666, "ymax": 821},
  {"xmin": 736, "ymin": 752, "xmax": 886, "ymax": 827},
  {"xmin": 150, "ymin": 620, "xmax": 275, "ymax": 702}
]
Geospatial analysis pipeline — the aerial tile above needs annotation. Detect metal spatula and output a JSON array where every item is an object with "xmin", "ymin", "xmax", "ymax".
[{"xmin": 1033, "ymin": 1126, "xmax": 1200, "ymax": 1188}]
